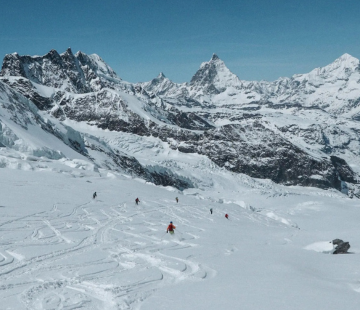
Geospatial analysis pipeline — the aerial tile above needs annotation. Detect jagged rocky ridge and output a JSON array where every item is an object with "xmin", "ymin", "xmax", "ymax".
[
  {"xmin": 0, "ymin": 79, "xmax": 192, "ymax": 189},
  {"xmin": 0, "ymin": 49, "xmax": 360, "ymax": 195}
]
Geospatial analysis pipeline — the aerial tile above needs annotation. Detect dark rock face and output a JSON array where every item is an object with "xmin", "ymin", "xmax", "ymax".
[
  {"xmin": 165, "ymin": 111, "xmax": 214, "ymax": 130},
  {"xmin": 330, "ymin": 156, "xmax": 357, "ymax": 183},
  {"xmin": 85, "ymin": 140, "xmax": 193, "ymax": 190},
  {"xmin": 162, "ymin": 122, "xmax": 355, "ymax": 192},
  {"xmin": 78, "ymin": 113, "xmax": 356, "ymax": 192},
  {"xmin": 0, "ymin": 48, "xmax": 121, "ymax": 96},
  {"xmin": 146, "ymin": 166, "xmax": 194, "ymax": 190},
  {"xmin": 198, "ymin": 124, "xmax": 344, "ymax": 190},
  {"xmin": 1, "ymin": 78, "xmax": 53, "ymax": 110},
  {"xmin": 1, "ymin": 49, "xmax": 83, "ymax": 94},
  {"xmin": 59, "ymin": 48, "xmax": 90, "ymax": 93},
  {"xmin": 0, "ymin": 81, "xmax": 35, "ymax": 129},
  {"xmin": 332, "ymin": 239, "xmax": 351, "ymax": 254},
  {"xmin": 0, "ymin": 53, "xmax": 27, "ymax": 77},
  {"xmin": 190, "ymin": 54, "xmax": 222, "ymax": 87}
]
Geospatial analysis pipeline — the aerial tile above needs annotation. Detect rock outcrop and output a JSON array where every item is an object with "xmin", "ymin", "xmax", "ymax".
[{"xmin": 332, "ymin": 239, "xmax": 351, "ymax": 254}]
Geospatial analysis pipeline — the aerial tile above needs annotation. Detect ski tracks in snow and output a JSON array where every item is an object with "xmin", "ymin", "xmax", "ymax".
[{"xmin": 0, "ymin": 199, "xmax": 215, "ymax": 309}]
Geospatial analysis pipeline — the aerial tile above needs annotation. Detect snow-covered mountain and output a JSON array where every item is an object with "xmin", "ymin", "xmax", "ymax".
[
  {"xmin": 1, "ymin": 49, "xmax": 360, "ymax": 196},
  {"xmin": 2, "ymin": 49, "xmax": 360, "ymax": 309},
  {"xmin": 1, "ymin": 48, "xmax": 120, "ymax": 93},
  {"xmin": 142, "ymin": 53, "xmax": 360, "ymax": 116}
]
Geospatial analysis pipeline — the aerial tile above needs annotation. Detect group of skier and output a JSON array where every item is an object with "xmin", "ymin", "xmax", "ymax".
[
  {"xmin": 92, "ymin": 192, "xmax": 229, "ymax": 235},
  {"xmin": 210, "ymin": 208, "xmax": 228, "ymax": 219}
]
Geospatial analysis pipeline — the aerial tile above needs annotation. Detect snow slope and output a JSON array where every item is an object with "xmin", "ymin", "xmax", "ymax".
[
  {"xmin": 0, "ymin": 98, "xmax": 359, "ymax": 309},
  {"xmin": 1, "ymin": 157, "xmax": 360, "ymax": 310},
  {"xmin": 0, "ymin": 83, "xmax": 359, "ymax": 309}
]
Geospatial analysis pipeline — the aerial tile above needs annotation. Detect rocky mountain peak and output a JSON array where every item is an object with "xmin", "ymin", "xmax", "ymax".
[
  {"xmin": 140, "ymin": 71, "xmax": 177, "ymax": 96},
  {"xmin": 45, "ymin": 49, "xmax": 62, "ymax": 62},
  {"xmin": 66, "ymin": 47, "xmax": 73, "ymax": 53},
  {"xmin": 0, "ymin": 52, "xmax": 24, "ymax": 77},
  {"xmin": 61, "ymin": 47, "xmax": 75, "ymax": 58},
  {"xmin": 75, "ymin": 52, "xmax": 119, "ymax": 80},
  {"xmin": 190, "ymin": 54, "xmax": 241, "ymax": 92},
  {"xmin": 74, "ymin": 50, "xmax": 85, "ymax": 59},
  {"xmin": 211, "ymin": 53, "xmax": 220, "ymax": 61},
  {"xmin": 61, "ymin": 48, "xmax": 77, "ymax": 63},
  {"xmin": 151, "ymin": 72, "xmax": 169, "ymax": 84},
  {"xmin": 157, "ymin": 72, "xmax": 166, "ymax": 79}
]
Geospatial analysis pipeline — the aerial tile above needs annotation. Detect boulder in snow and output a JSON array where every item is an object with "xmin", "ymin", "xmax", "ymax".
[{"xmin": 332, "ymin": 239, "xmax": 350, "ymax": 254}]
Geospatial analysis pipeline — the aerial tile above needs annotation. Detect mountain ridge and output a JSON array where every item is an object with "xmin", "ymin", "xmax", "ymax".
[{"xmin": 0, "ymin": 49, "xmax": 359, "ymax": 196}]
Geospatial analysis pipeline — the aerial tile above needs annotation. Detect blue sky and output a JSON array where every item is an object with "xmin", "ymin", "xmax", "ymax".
[{"xmin": 1, "ymin": 0, "xmax": 359, "ymax": 83}]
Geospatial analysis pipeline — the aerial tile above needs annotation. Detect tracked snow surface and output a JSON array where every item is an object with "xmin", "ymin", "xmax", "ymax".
[
  {"xmin": 1, "ymin": 133, "xmax": 360, "ymax": 310},
  {"xmin": 1, "ymin": 49, "xmax": 360, "ymax": 309}
]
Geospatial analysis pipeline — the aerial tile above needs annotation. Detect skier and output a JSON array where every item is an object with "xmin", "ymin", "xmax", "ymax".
[
  {"xmin": 167, "ymin": 221, "xmax": 176, "ymax": 235},
  {"xmin": 176, "ymin": 197, "xmax": 179, "ymax": 203},
  {"xmin": 135, "ymin": 197, "xmax": 140, "ymax": 205},
  {"xmin": 210, "ymin": 208, "xmax": 213, "ymax": 214},
  {"xmin": 93, "ymin": 192, "xmax": 97, "ymax": 199},
  {"xmin": 225, "ymin": 213, "xmax": 229, "ymax": 219}
]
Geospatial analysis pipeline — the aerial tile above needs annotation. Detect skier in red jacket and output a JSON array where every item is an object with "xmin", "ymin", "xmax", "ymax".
[
  {"xmin": 167, "ymin": 221, "xmax": 176, "ymax": 235},
  {"xmin": 225, "ymin": 214, "xmax": 229, "ymax": 219}
]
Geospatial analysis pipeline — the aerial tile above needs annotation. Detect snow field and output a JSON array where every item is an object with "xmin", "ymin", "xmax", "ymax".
[{"xmin": 1, "ymin": 166, "xmax": 360, "ymax": 309}]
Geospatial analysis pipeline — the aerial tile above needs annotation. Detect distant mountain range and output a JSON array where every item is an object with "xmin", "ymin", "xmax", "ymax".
[{"xmin": 1, "ymin": 48, "xmax": 359, "ymax": 196}]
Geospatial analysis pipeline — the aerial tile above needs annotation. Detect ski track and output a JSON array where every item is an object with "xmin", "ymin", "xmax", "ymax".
[
  {"xmin": 0, "ymin": 194, "xmax": 299, "ymax": 309},
  {"xmin": 0, "ymin": 199, "xmax": 220, "ymax": 309}
]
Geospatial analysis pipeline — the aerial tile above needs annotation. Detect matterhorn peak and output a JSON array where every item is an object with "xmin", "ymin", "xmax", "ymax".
[
  {"xmin": 211, "ymin": 54, "xmax": 220, "ymax": 61},
  {"xmin": 190, "ymin": 53, "xmax": 240, "ymax": 88},
  {"xmin": 157, "ymin": 72, "xmax": 166, "ymax": 79}
]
